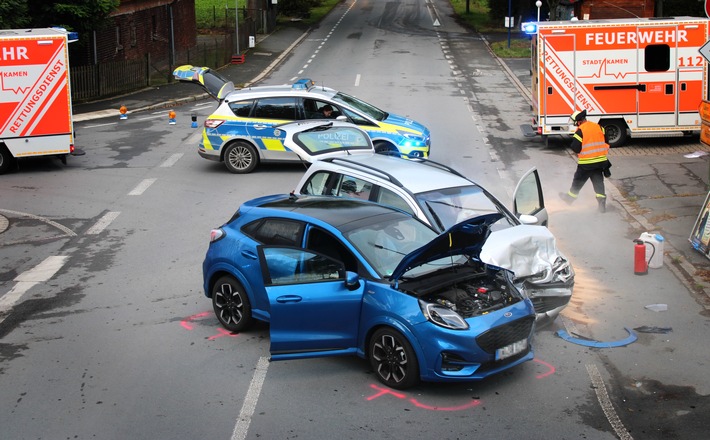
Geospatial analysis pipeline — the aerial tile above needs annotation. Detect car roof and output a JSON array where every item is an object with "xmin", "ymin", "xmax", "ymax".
[
  {"xmin": 224, "ymin": 83, "xmax": 338, "ymax": 102},
  {"xmin": 242, "ymin": 194, "xmax": 414, "ymax": 232},
  {"xmin": 312, "ymin": 154, "xmax": 477, "ymax": 194}
]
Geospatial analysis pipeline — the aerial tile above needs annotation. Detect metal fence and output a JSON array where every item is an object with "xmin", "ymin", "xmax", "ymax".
[{"xmin": 70, "ymin": 7, "xmax": 272, "ymax": 103}]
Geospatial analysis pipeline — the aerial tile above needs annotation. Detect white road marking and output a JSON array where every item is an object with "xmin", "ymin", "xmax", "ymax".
[
  {"xmin": 0, "ymin": 256, "xmax": 70, "ymax": 320},
  {"xmin": 160, "ymin": 153, "xmax": 183, "ymax": 168},
  {"xmin": 354, "ymin": 73, "xmax": 361, "ymax": 87},
  {"xmin": 128, "ymin": 178, "xmax": 156, "ymax": 196},
  {"xmin": 586, "ymin": 364, "xmax": 633, "ymax": 440},
  {"xmin": 0, "ymin": 209, "xmax": 76, "ymax": 238},
  {"xmin": 231, "ymin": 356, "xmax": 269, "ymax": 440},
  {"xmin": 85, "ymin": 211, "xmax": 120, "ymax": 235},
  {"xmin": 84, "ymin": 122, "xmax": 118, "ymax": 128}
]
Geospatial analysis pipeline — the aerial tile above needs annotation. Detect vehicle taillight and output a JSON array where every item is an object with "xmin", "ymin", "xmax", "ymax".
[
  {"xmin": 70, "ymin": 144, "xmax": 74, "ymax": 153},
  {"xmin": 204, "ymin": 119, "xmax": 225, "ymax": 129},
  {"xmin": 210, "ymin": 228, "xmax": 225, "ymax": 243}
]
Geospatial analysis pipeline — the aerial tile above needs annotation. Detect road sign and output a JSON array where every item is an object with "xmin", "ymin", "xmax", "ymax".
[
  {"xmin": 700, "ymin": 40, "xmax": 710, "ymax": 63},
  {"xmin": 706, "ymin": 0, "xmax": 710, "ymax": 18}
]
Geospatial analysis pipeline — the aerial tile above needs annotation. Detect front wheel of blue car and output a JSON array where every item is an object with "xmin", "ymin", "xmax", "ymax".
[
  {"xmin": 369, "ymin": 328, "xmax": 420, "ymax": 389},
  {"xmin": 212, "ymin": 276, "xmax": 253, "ymax": 332}
]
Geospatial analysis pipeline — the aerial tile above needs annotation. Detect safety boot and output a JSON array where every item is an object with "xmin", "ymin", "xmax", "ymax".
[
  {"xmin": 597, "ymin": 197, "xmax": 607, "ymax": 213},
  {"xmin": 559, "ymin": 192, "xmax": 576, "ymax": 205}
]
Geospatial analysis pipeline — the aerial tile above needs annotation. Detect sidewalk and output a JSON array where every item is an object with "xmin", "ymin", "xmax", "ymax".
[{"xmin": 72, "ymin": 25, "xmax": 710, "ymax": 304}]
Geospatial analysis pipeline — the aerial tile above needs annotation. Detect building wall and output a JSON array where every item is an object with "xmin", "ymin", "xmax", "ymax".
[{"xmin": 79, "ymin": 0, "xmax": 196, "ymax": 65}]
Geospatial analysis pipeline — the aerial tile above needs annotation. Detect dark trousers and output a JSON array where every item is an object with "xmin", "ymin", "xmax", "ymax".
[{"xmin": 570, "ymin": 166, "xmax": 606, "ymax": 198}]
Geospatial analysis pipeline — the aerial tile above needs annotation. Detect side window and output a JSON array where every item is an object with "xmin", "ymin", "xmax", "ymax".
[
  {"xmin": 263, "ymin": 248, "xmax": 343, "ymax": 286},
  {"xmin": 336, "ymin": 175, "xmax": 373, "ymax": 201},
  {"xmin": 301, "ymin": 171, "xmax": 333, "ymax": 195},
  {"xmin": 242, "ymin": 219, "xmax": 304, "ymax": 246},
  {"xmin": 644, "ymin": 44, "xmax": 670, "ymax": 72},
  {"xmin": 375, "ymin": 187, "xmax": 415, "ymax": 215},
  {"xmin": 253, "ymin": 97, "xmax": 298, "ymax": 120},
  {"xmin": 341, "ymin": 107, "xmax": 373, "ymax": 126},
  {"xmin": 306, "ymin": 226, "xmax": 359, "ymax": 272},
  {"xmin": 229, "ymin": 100, "xmax": 255, "ymax": 117}
]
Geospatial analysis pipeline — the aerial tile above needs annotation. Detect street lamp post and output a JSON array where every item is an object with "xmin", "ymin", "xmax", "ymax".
[{"xmin": 536, "ymin": 0, "xmax": 542, "ymax": 22}]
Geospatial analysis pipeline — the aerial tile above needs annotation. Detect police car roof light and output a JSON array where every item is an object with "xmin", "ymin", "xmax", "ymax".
[{"xmin": 292, "ymin": 78, "xmax": 315, "ymax": 90}]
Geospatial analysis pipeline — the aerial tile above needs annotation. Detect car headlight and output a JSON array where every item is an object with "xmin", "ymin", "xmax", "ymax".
[
  {"xmin": 419, "ymin": 300, "xmax": 469, "ymax": 330},
  {"xmin": 397, "ymin": 131, "xmax": 426, "ymax": 147}
]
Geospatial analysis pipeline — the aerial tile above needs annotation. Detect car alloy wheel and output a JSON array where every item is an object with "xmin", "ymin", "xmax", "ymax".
[
  {"xmin": 369, "ymin": 328, "xmax": 419, "ymax": 389},
  {"xmin": 211, "ymin": 276, "xmax": 253, "ymax": 332},
  {"xmin": 224, "ymin": 141, "xmax": 258, "ymax": 174}
]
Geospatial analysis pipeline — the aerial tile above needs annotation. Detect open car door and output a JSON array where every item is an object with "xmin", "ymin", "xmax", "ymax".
[
  {"xmin": 277, "ymin": 121, "xmax": 376, "ymax": 164},
  {"xmin": 260, "ymin": 246, "xmax": 365, "ymax": 360},
  {"xmin": 512, "ymin": 167, "xmax": 548, "ymax": 226}
]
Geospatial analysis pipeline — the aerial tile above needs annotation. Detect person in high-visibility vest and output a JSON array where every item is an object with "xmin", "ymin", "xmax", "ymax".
[{"xmin": 559, "ymin": 109, "xmax": 612, "ymax": 213}]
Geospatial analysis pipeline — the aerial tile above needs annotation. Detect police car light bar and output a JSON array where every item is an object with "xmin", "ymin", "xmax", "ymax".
[
  {"xmin": 521, "ymin": 22, "xmax": 537, "ymax": 35},
  {"xmin": 292, "ymin": 78, "xmax": 315, "ymax": 90}
]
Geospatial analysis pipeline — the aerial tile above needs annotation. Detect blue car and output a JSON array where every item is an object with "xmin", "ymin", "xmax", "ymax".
[{"xmin": 202, "ymin": 195, "xmax": 535, "ymax": 389}]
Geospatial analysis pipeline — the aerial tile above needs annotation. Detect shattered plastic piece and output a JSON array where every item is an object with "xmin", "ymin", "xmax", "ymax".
[
  {"xmin": 644, "ymin": 303, "xmax": 668, "ymax": 312},
  {"xmin": 633, "ymin": 326, "xmax": 673, "ymax": 334},
  {"xmin": 556, "ymin": 327, "xmax": 637, "ymax": 348},
  {"xmin": 683, "ymin": 151, "xmax": 708, "ymax": 158}
]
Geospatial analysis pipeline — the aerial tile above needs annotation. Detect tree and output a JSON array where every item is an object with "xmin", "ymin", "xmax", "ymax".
[
  {"xmin": 0, "ymin": 0, "xmax": 30, "ymax": 29},
  {"xmin": 26, "ymin": 0, "xmax": 119, "ymax": 33}
]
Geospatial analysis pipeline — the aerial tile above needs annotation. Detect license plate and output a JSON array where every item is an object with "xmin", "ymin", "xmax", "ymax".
[{"xmin": 496, "ymin": 339, "xmax": 528, "ymax": 360}]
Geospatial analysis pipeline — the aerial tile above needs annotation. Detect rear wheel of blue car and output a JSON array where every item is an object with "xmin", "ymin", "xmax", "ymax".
[
  {"xmin": 369, "ymin": 328, "xmax": 419, "ymax": 389},
  {"xmin": 224, "ymin": 141, "xmax": 258, "ymax": 174},
  {"xmin": 212, "ymin": 276, "xmax": 253, "ymax": 332}
]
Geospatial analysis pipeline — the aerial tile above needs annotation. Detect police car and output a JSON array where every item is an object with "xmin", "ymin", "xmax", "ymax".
[{"xmin": 173, "ymin": 66, "xmax": 431, "ymax": 173}]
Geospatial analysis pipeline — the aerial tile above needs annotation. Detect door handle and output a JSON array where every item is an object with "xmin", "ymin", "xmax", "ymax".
[
  {"xmin": 241, "ymin": 250, "xmax": 257, "ymax": 259},
  {"xmin": 276, "ymin": 295, "xmax": 302, "ymax": 303}
]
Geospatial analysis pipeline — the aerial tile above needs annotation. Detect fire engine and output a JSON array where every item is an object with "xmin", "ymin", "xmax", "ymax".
[
  {"xmin": 521, "ymin": 17, "xmax": 710, "ymax": 147},
  {"xmin": 0, "ymin": 27, "xmax": 82, "ymax": 174}
]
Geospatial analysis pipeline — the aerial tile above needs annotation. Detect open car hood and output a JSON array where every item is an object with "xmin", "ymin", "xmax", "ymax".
[
  {"xmin": 479, "ymin": 225, "xmax": 565, "ymax": 281},
  {"xmin": 389, "ymin": 213, "xmax": 503, "ymax": 281}
]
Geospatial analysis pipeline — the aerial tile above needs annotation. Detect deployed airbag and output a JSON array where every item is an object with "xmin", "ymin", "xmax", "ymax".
[{"xmin": 480, "ymin": 225, "xmax": 563, "ymax": 280}]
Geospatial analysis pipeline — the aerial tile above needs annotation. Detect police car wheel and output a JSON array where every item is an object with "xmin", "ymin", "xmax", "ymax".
[
  {"xmin": 224, "ymin": 141, "xmax": 258, "ymax": 174},
  {"xmin": 374, "ymin": 141, "xmax": 396, "ymax": 155}
]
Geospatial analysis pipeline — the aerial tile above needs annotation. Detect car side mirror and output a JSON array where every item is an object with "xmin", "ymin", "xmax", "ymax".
[
  {"xmin": 518, "ymin": 214, "xmax": 539, "ymax": 225},
  {"xmin": 345, "ymin": 271, "xmax": 360, "ymax": 290}
]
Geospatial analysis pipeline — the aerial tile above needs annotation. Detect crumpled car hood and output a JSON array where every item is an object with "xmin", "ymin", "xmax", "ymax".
[
  {"xmin": 479, "ymin": 224, "xmax": 566, "ymax": 282},
  {"xmin": 389, "ymin": 213, "xmax": 502, "ymax": 281}
]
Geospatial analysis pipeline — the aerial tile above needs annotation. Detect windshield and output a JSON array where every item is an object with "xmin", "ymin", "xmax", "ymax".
[
  {"xmin": 344, "ymin": 216, "xmax": 436, "ymax": 278},
  {"xmin": 415, "ymin": 185, "xmax": 516, "ymax": 232},
  {"xmin": 331, "ymin": 92, "xmax": 387, "ymax": 121}
]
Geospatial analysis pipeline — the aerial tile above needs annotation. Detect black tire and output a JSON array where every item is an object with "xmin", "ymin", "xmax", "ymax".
[
  {"xmin": 211, "ymin": 275, "xmax": 253, "ymax": 332},
  {"xmin": 600, "ymin": 120, "xmax": 628, "ymax": 148},
  {"xmin": 369, "ymin": 327, "xmax": 420, "ymax": 389},
  {"xmin": 0, "ymin": 144, "xmax": 16, "ymax": 175},
  {"xmin": 223, "ymin": 141, "xmax": 258, "ymax": 174},
  {"xmin": 374, "ymin": 141, "xmax": 397, "ymax": 155}
]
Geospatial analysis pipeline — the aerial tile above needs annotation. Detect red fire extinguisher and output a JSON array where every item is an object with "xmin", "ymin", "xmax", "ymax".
[{"xmin": 634, "ymin": 239, "xmax": 648, "ymax": 275}]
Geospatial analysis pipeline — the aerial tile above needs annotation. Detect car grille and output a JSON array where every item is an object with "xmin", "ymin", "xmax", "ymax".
[
  {"xmin": 531, "ymin": 296, "xmax": 571, "ymax": 314},
  {"xmin": 476, "ymin": 316, "xmax": 535, "ymax": 354}
]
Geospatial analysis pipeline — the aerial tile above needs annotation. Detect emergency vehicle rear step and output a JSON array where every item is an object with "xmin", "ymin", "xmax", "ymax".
[{"xmin": 520, "ymin": 124, "xmax": 538, "ymax": 138}]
